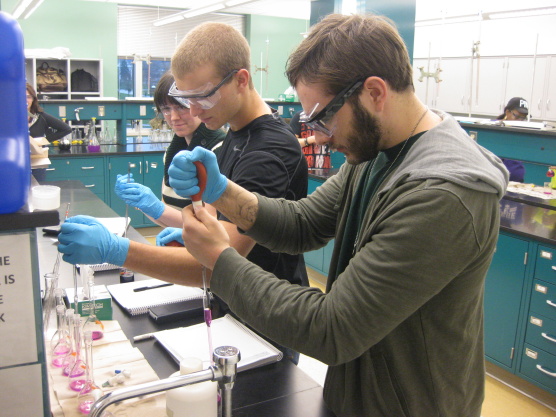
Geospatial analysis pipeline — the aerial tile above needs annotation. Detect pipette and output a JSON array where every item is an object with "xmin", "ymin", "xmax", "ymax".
[
  {"xmin": 52, "ymin": 202, "xmax": 71, "ymax": 276},
  {"xmin": 191, "ymin": 161, "xmax": 213, "ymax": 365},
  {"xmin": 119, "ymin": 163, "xmax": 134, "ymax": 282}
]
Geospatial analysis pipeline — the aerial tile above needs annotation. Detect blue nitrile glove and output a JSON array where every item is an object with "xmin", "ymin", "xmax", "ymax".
[
  {"xmin": 57, "ymin": 215, "xmax": 130, "ymax": 266},
  {"xmin": 168, "ymin": 147, "xmax": 227, "ymax": 204},
  {"xmin": 156, "ymin": 227, "xmax": 184, "ymax": 247},
  {"xmin": 115, "ymin": 173, "xmax": 165, "ymax": 219}
]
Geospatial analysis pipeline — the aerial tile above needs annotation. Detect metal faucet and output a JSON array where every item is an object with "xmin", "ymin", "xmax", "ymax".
[
  {"xmin": 89, "ymin": 346, "xmax": 240, "ymax": 417},
  {"xmin": 74, "ymin": 107, "xmax": 84, "ymax": 121}
]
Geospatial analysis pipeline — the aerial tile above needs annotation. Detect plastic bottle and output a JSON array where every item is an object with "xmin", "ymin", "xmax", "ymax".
[
  {"xmin": 166, "ymin": 357, "xmax": 217, "ymax": 417},
  {"xmin": 0, "ymin": 12, "xmax": 30, "ymax": 214}
]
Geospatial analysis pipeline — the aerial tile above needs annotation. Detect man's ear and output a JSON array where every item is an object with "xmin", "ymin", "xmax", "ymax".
[
  {"xmin": 360, "ymin": 76, "xmax": 388, "ymax": 113},
  {"xmin": 235, "ymin": 69, "xmax": 250, "ymax": 90}
]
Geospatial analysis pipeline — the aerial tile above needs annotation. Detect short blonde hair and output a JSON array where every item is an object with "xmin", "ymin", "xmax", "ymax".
[{"xmin": 171, "ymin": 22, "xmax": 253, "ymax": 88}]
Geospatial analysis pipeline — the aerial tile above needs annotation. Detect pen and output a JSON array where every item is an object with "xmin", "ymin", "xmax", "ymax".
[
  {"xmin": 133, "ymin": 333, "xmax": 154, "ymax": 342},
  {"xmin": 133, "ymin": 283, "xmax": 174, "ymax": 292}
]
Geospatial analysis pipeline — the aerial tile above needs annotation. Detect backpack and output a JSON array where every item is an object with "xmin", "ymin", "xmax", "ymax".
[
  {"xmin": 36, "ymin": 62, "xmax": 68, "ymax": 92},
  {"xmin": 71, "ymin": 69, "xmax": 99, "ymax": 92}
]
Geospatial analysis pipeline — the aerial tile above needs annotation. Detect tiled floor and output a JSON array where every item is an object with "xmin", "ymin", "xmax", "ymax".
[{"xmin": 138, "ymin": 227, "xmax": 556, "ymax": 416}]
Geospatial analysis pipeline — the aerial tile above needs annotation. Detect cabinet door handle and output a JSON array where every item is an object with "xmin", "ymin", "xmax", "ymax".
[
  {"xmin": 551, "ymin": 266, "xmax": 556, "ymax": 271},
  {"xmin": 536, "ymin": 364, "xmax": 556, "ymax": 378},
  {"xmin": 46, "ymin": 168, "xmax": 56, "ymax": 171},
  {"xmin": 548, "ymin": 99, "xmax": 551, "ymax": 111},
  {"xmin": 145, "ymin": 160, "xmax": 149, "ymax": 174},
  {"xmin": 547, "ymin": 300, "xmax": 556, "ymax": 308},
  {"xmin": 81, "ymin": 166, "xmax": 95, "ymax": 170},
  {"xmin": 541, "ymin": 333, "xmax": 556, "ymax": 344},
  {"xmin": 140, "ymin": 161, "xmax": 142, "ymax": 175},
  {"xmin": 84, "ymin": 184, "xmax": 95, "ymax": 188}
]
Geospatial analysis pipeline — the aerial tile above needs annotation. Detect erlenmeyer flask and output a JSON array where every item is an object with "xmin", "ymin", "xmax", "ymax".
[
  {"xmin": 65, "ymin": 314, "xmax": 86, "ymax": 386},
  {"xmin": 77, "ymin": 330, "xmax": 104, "ymax": 414},
  {"xmin": 43, "ymin": 272, "xmax": 59, "ymax": 334},
  {"xmin": 50, "ymin": 304, "xmax": 71, "ymax": 359},
  {"xmin": 82, "ymin": 268, "xmax": 104, "ymax": 340}
]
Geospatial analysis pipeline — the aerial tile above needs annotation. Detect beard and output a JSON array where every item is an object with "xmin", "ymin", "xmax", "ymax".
[{"xmin": 342, "ymin": 98, "xmax": 382, "ymax": 165}]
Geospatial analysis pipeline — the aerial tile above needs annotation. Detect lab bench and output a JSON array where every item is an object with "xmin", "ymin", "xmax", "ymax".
[{"xmin": 34, "ymin": 180, "xmax": 334, "ymax": 417}]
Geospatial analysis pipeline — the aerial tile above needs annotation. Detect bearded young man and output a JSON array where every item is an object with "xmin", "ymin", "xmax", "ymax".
[{"xmin": 169, "ymin": 14, "xmax": 509, "ymax": 417}]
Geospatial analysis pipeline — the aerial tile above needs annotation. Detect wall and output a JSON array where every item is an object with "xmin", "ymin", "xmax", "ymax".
[
  {"xmin": 413, "ymin": 12, "xmax": 556, "ymax": 119},
  {"xmin": 2, "ymin": 0, "xmax": 118, "ymax": 98},
  {"xmin": 246, "ymin": 15, "xmax": 308, "ymax": 100}
]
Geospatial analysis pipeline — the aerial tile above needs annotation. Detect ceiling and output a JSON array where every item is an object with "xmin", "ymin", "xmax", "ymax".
[{"xmin": 85, "ymin": 0, "xmax": 312, "ymax": 20}]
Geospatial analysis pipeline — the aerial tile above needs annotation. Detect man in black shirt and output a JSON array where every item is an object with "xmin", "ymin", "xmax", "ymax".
[{"xmin": 58, "ymin": 23, "xmax": 309, "ymax": 350}]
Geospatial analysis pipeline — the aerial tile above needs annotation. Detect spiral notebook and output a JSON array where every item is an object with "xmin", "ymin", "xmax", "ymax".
[
  {"xmin": 154, "ymin": 314, "xmax": 283, "ymax": 371},
  {"xmin": 107, "ymin": 279, "xmax": 203, "ymax": 315}
]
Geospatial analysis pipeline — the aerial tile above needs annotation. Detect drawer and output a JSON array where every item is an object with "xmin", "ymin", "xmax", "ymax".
[
  {"xmin": 530, "ymin": 280, "xmax": 556, "ymax": 321},
  {"xmin": 46, "ymin": 157, "xmax": 105, "ymax": 179},
  {"xmin": 525, "ymin": 313, "xmax": 556, "ymax": 356},
  {"xmin": 535, "ymin": 246, "xmax": 556, "ymax": 284},
  {"xmin": 79, "ymin": 175, "xmax": 105, "ymax": 194},
  {"xmin": 520, "ymin": 344, "xmax": 556, "ymax": 392}
]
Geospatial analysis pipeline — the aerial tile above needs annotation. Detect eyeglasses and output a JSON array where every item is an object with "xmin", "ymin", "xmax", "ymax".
[
  {"xmin": 299, "ymin": 79, "xmax": 364, "ymax": 137},
  {"xmin": 159, "ymin": 104, "xmax": 190, "ymax": 117},
  {"xmin": 26, "ymin": 95, "xmax": 33, "ymax": 100},
  {"xmin": 168, "ymin": 69, "xmax": 239, "ymax": 110},
  {"xmin": 510, "ymin": 110, "xmax": 527, "ymax": 121}
]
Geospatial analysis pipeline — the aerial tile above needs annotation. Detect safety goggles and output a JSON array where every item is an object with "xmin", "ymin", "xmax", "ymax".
[
  {"xmin": 168, "ymin": 69, "xmax": 239, "ymax": 110},
  {"xmin": 159, "ymin": 104, "xmax": 190, "ymax": 117},
  {"xmin": 300, "ymin": 79, "xmax": 364, "ymax": 137},
  {"xmin": 510, "ymin": 110, "xmax": 527, "ymax": 121}
]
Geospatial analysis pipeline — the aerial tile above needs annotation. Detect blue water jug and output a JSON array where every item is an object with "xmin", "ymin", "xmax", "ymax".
[{"xmin": 0, "ymin": 12, "xmax": 30, "ymax": 214}]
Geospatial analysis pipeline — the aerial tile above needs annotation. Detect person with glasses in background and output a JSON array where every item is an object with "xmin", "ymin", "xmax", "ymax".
[
  {"xmin": 27, "ymin": 82, "xmax": 72, "ymax": 181},
  {"xmin": 113, "ymin": 71, "xmax": 225, "ymax": 227},
  {"xmin": 496, "ymin": 96, "xmax": 529, "ymax": 121},
  {"xmin": 57, "ymin": 22, "xmax": 308, "ymax": 363},
  {"xmin": 495, "ymin": 97, "xmax": 528, "ymax": 181},
  {"xmin": 167, "ymin": 14, "xmax": 509, "ymax": 417}
]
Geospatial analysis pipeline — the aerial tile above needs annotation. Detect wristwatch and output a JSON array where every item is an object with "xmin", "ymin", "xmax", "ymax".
[{"xmin": 304, "ymin": 137, "xmax": 309, "ymax": 147}]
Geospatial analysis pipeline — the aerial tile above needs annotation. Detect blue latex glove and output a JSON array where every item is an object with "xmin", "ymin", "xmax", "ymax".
[
  {"xmin": 168, "ymin": 147, "xmax": 227, "ymax": 204},
  {"xmin": 57, "ymin": 215, "xmax": 130, "ymax": 266},
  {"xmin": 156, "ymin": 227, "xmax": 184, "ymax": 247},
  {"xmin": 115, "ymin": 173, "xmax": 165, "ymax": 219}
]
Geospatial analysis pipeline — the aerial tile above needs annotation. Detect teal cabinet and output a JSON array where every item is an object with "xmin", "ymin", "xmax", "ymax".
[
  {"xmin": 108, "ymin": 154, "xmax": 164, "ymax": 228},
  {"xmin": 484, "ymin": 232, "xmax": 529, "ymax": 369},
  {"xmin": 518, "ymin": 244, "xmax": 556, "ymax": 394},
  {"xmin": 45, "ymin": 156, "xmax": 106, "ymax": 201}
]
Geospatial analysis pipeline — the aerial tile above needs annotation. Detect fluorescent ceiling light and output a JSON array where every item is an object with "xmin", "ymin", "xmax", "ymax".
[
  {"xmin": 483, "ymin": 6, "xmax": 556, "ymax": 20},
  {"xmin": 182, "ymin": 3, "xmax": 225, "ymax": 18},
  {"xmin": 225, "ymin": 0, "xmax": 254, "ymax": 6},
  {"xmin": 152, "ymin": 0, "xmax": 258, "ymax": 26},
  {"xmin": 152, "ymin": 13, "xmax": 185, "ymax": 27},
  {"xmin": 12, "ymin": 0, "xmax": 45, "ymax": 19},
  {"xmin": 415, "ymin": 14, "xmax": 482, "ymax": 27}
]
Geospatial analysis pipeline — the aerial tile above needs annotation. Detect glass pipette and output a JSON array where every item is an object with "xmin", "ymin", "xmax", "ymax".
[{"xmin": 191, "ymin": 161, "xmax": 213, "ymax": 366}]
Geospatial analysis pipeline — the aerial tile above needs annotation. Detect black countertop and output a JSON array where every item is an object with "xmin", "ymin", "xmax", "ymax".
[
  {"xmin": 48, "ymin": 142, "xmax": 170, "ymax": 157},
  {"xmin": 457, "ymin": 120, "xmax": 556, "ymax": 137},
  {"xmin": 36, "ymin": 180, "xmax": 335, "ymax": 417}
]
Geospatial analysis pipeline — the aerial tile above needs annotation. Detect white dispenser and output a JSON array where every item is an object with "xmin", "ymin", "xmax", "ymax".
[{"xmin": 166, "ymin": 357, "xmax": 218, "ymax": 417}]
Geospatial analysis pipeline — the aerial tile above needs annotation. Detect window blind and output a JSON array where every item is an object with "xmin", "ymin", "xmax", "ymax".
[{"xmin": 117, "ymin": 6, "xmax": 245, "ymax": 59}]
